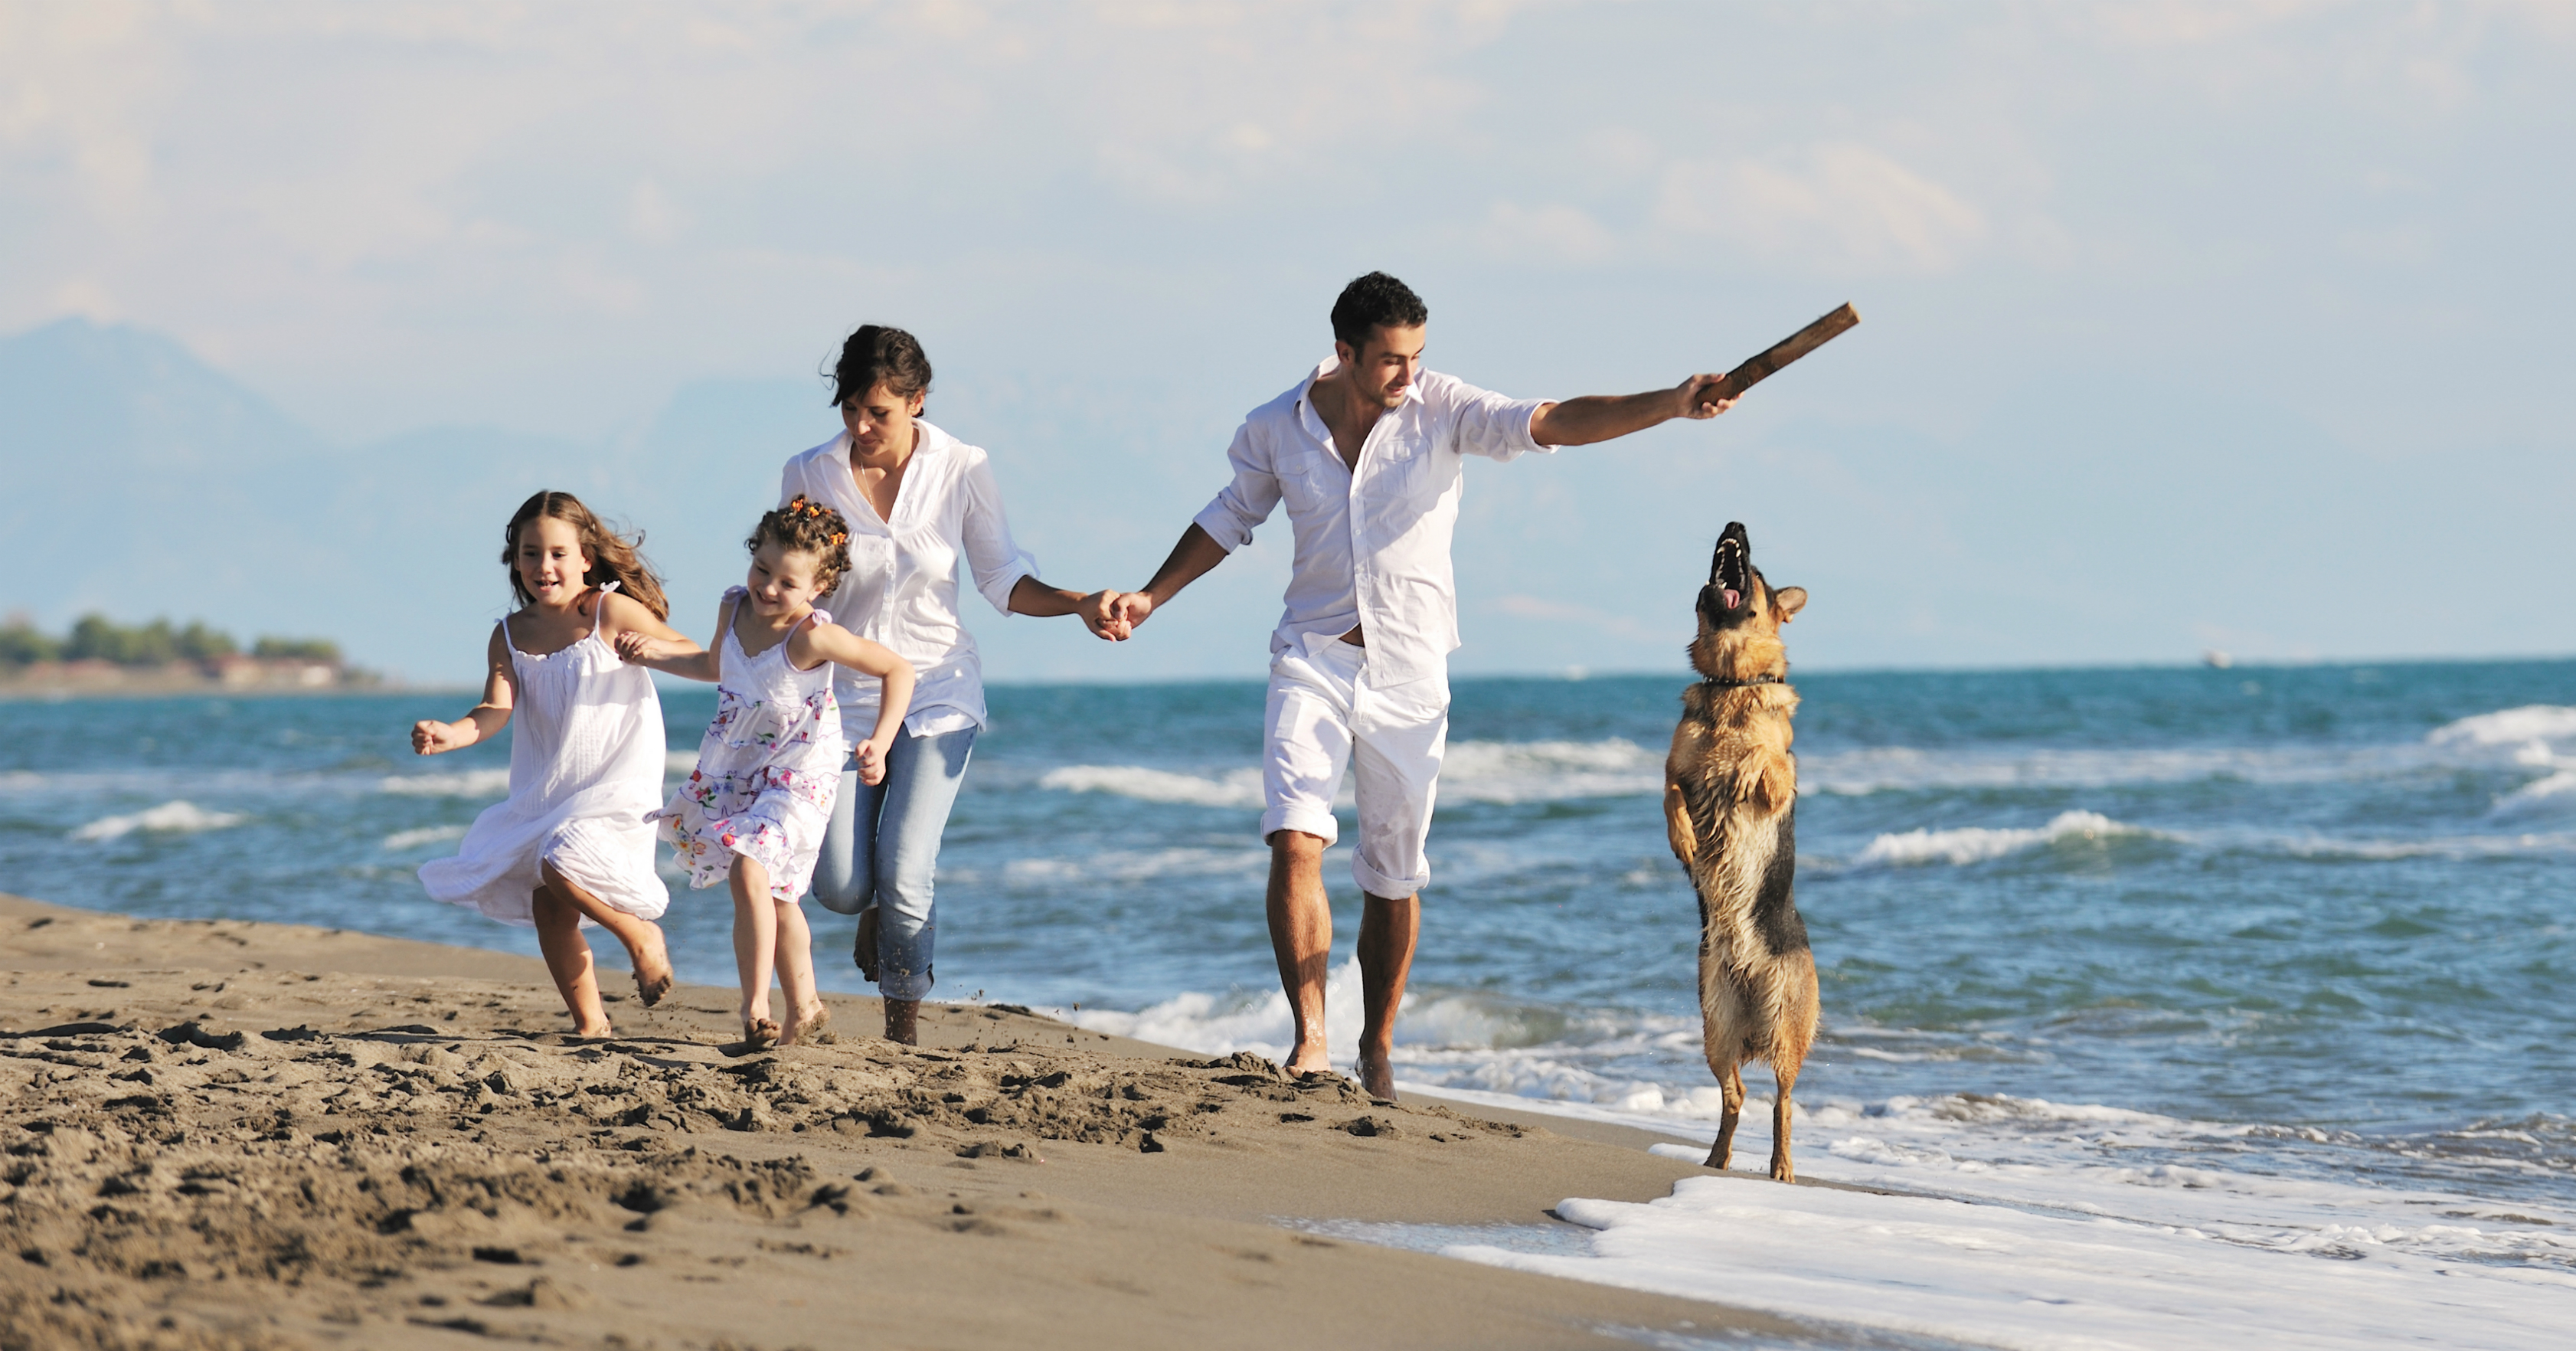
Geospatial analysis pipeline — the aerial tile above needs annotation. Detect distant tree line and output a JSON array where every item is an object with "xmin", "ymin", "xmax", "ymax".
[{"xmin": 0, "ymin": 613, "xmax": 340, "ymax": 668}]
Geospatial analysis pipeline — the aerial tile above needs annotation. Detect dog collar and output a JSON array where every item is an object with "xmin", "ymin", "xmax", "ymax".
[{"xmin": 1699, "ymin": 672, "xmax": 1787, "ymax": 690}]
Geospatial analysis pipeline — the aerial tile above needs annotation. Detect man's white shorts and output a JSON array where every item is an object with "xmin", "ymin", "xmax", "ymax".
[{"xmin": 1260, "ymin": 633, "xmax": 1449, "ymax": 899}]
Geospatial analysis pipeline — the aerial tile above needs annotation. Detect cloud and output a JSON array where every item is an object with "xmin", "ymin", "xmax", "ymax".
[
  {"xmin": 1651, "ymin": 142, "xmax": 1986, "ymax": 275},
  {"xmin": 1476, "ymin": 201, "xmax": 1617, "ymax": 264},
  {"xmin": 1491, "ymin": 594, "xmax": 1653, "ymax": 641}
]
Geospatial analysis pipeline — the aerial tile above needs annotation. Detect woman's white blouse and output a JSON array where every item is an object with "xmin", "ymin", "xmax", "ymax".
[{"xmin": 777, "ymin": 420, "xmax": 1037, "ymax": 737}]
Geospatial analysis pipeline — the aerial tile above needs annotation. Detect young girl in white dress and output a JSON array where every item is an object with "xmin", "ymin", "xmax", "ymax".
[
  {"xmin": 412, "ymin": 491, "xmax": 696, "ymax": 1038},
  {"xmin": 619, "ymin": 496, "xmax": 914, "ymax": 1051}
]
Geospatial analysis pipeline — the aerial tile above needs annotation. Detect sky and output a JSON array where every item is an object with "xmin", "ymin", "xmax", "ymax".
[{"xmin": 3, "ymin": 1, "xmax": 2572, "ymax": 684}]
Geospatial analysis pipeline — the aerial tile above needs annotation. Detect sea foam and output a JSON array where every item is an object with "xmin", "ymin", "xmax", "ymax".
[
  {"xmin": 1037, "ymin": 764, "xmax": 1267, "ymax": 809},
  {"xmin": 1036, "ymin": 738, "xmax": 1663, "ymax": 812},
  {"xmin": 70, "ymin": 800, "xmax": 247, "ymax": 842},
  {"xmin": 1460, "ymin": 1160, "xmax": 2572, "ymax": 1351},
  {"xmin": 1854, "ymin": 810, "xmax": 2141, "ymax": 867},
  {"xmin": 376, "ymin": 768, "xmax": 512, "ymax": 798},
  {"xmin": 2427, "ymin": 704, "xmax": 2576, "ymax": 748},
  {"xmin": 381, "ymin": 824, "xmax": 469, "ymax": 852}
]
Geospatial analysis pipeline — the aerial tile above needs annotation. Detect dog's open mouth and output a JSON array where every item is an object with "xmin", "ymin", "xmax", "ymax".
[{"xmin": 1713, "ymin": 530, "xmax": 1749, "ymax": 612}]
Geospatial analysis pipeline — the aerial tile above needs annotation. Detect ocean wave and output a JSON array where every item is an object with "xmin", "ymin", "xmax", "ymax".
[
  {"xmin": 376, "ymin": 768, "xmax": 512, "ymax": 798},
  {"xmin": 2427, "ymin": 705, "xmax": 2576, "ymax": 749},
  {"xmin": 70, "ymin": 800, "xmax": 247, "ymax": 842},
  {"xmin": 1438, "ymin": 738, "xmax": 1662, "ymax": 803},
  {"xmin": 1035, "ymin": 738, "xmax": 1664, "ymax": 812},
  {"xmin": 1798, "ymin": 743, "xmax": 2401, "ymax": 797},
  {"xmin": 2492, "ymin": 770, "xmax": 2576, "ymax": 819},
  {"xmin": 2262, "ymin": 827, "xmax": 2576, "ymax": 859},
  {"xmin": 1037, "ymin": 764, "xmax": 1267, "ymax": 809},
  {"xmin": 381, "ymin": 824, "xmax": 469, "ymax": 851},
  {"xmin": 1853, "ymin": 810, "xmax": 2143, "ymax": 867},
  {"xmin": 1000, "ymin": 847, "xmax": 1270, "ymax": 887},
  {"xmin": 1468, "ymin": 1148, "xmax": 2575, "ymax": 1351}
]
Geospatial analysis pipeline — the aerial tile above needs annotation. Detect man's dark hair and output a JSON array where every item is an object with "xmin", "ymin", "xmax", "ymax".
[
  {"xmin": 1329, "ymin": 272, "xmax": 1429, "ymax": 349},
  {"xmin": 827, "ymin": 324, "xmax": 933, "ymax": 407}
]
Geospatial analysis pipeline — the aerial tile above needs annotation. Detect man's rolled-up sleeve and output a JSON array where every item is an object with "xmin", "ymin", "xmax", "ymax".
[
  {"xmin": 1445, "ymin": 377, "xmax": 1556, "ymax": 463},
  {"xmin": 1190, "ymin": 423, "xmax": 1281, "ymax": 552}
]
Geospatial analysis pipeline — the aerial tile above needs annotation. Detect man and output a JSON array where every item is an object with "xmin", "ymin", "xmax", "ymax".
[{"xmin": 1112, "ymin": 272, "xmax": 1737, "ymax": 1101}]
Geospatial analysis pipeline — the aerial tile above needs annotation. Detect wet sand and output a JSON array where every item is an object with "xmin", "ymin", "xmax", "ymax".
[{"xmin": 0, "ymin": 891, "xmax": 1793, "ymax": 1350}]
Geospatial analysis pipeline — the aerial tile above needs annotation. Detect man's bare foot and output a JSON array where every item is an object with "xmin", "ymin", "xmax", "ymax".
[
  {"xmin": 780, "ymin": 1000, "xmax": 833, "ymax": 1047},
  {"xmin": 852, "ymin": 908, "xmax": 881, "ymax": 983},
  {"xmin": 1283, "ymin": 1040, "xmax": 1334, "ymax": 1078},
  {"xmin": 882, "ymin": 997, "xmax": 920, "ymax": 1046},
  {"xmin": 1354, "ymin": 1051, "xmax": 1398, "ymax": 1104},
  {"xmin": 632, "ymin": 932, "xmax": 675, "ymax": 1008}
]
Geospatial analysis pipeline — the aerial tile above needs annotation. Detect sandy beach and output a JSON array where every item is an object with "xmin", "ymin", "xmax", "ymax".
[{"xmin": 0, "ymin": 891, "xmax": 1793, "ymax": 1350}]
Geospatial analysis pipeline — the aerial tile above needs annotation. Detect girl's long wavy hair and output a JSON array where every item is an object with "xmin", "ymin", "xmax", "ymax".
[
  {"xmin": 501, "ymin": 491, "xmax": 672, "ymax": 620},
  {"xmin": 749, "ymin": 495, "xmax": 854, "ymax": 594}
]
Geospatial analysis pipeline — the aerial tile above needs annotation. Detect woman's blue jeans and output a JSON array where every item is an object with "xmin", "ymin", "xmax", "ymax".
[{"xmin": 808, "ymin": 725, "xmax": 976, "ymax": 1001}]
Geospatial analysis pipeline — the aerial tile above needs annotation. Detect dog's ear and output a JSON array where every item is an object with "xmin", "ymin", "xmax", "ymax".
[{"xmin": 1773, "ymin": 587, "xmax": 1807, "ymax": 621}]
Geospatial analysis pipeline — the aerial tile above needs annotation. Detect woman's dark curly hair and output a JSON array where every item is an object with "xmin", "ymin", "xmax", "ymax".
[
  {"xmin": 748, "ymin": 495, "xmax": 855, "ymax": 594},
  {"xmin": 501, "ymin": 490, "xmax": 672, "ymax": 620},
  {"xmin": 827, "ymin": 324, "xmax": 933, "ymax": 407}
]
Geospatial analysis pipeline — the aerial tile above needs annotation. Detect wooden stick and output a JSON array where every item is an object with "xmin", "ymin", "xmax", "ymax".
[{"xmin": 1709, "ymin": 303, "xmax": 1859, "ymax": 402}]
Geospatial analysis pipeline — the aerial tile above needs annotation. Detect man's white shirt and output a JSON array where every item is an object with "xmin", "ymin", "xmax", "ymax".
[{"xmin": 1192, "ymin": 358, "xmax": 1554, "ymax": 688}]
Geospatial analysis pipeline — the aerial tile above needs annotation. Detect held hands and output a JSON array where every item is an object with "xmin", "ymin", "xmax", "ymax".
[
  {"xmin": 1109, "ymin": 590, "xmax": 1157, "ymax": 636},
  {"xmin": 613, "ymin": 630, "xmax": 679, "ymax": 665},
  {"xmin": 1677, "ymin": 372, "xmax": 1740, "ymax": 420},
  {"xmin": 1077, "ymin": 590, "xmax": 1135, "ymax": 643},
  {"xmin": 411, "ymin": 719, "xmax": 473, "ymax": 755}
]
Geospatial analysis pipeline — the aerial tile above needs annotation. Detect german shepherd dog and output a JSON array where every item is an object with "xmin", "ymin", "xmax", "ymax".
[{"xmin": 1663, "ymin": 522, "xmax": 1816, "ymax": 1181}]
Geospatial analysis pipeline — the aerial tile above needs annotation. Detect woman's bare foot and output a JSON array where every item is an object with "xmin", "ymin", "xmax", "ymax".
[
  {"xmin": 882, "ymin": 997, "xmax": 920, "ymax": 1045},
  {"xmin": 780, "ymin": 1000, "xmax": 833, "ymax": 1047},
  {"xmin": 632, "ymin": 931, "xmax": 675, "ymax": 1008},
  {"xmin": 852, "ymin": 908, "xmax": 881, "ymax": 983},
  {"xmin": 571, "ymin": 1019, "xmax": 613, "ymax": 1040}
]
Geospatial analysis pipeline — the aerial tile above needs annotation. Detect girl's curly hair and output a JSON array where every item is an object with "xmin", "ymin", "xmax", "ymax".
[
  {"xmin": 501, "ymin": 490, "xmax": 672, "ymax": 620},
  {"xmin": 749, "ymin": 495, "xmax": 854, "ymax": 594}
]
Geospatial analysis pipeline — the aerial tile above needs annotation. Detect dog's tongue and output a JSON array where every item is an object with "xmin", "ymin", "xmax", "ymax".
[{"xmin": 1723, "ymin": 588, "xmax": 1742, "ymax": 610}]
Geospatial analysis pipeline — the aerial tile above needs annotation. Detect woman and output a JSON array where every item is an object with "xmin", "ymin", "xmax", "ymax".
[{"xmin": 781, "ymin": 324, "xmax": 1120, "ymax": 1044}]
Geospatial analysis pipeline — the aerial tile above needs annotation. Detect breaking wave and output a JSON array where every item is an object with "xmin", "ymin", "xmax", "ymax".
[
  {"xmin": 1035, "ymin": 738, "xmax": 1662, "ymax": 811},
  {"xmin": 1854, "ymin": 810, "xmax": 2144, "ymax": 867},
  {"xmin": 380, "ymin": 824, "xmax": 469, "ymax": 852},
  {"xmin": 376, "ymin": 768, "xmax": 512, "ymax": 798},
  {"xmin": 70, "ymin": 800, "xmax": 247, "ymax": 842}
]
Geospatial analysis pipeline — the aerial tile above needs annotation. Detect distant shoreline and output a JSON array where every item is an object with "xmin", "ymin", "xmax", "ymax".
[{"xmin": 0, "ymin": 660, "xmax": 391, "ymax": 702}]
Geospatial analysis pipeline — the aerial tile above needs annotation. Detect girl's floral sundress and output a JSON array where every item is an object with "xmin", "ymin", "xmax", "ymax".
[{"xmin": 655, "ymin": 589, "xmax": 846, "ymax": 901}]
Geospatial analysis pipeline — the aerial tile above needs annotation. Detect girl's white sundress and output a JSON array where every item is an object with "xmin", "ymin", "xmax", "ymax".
[
  {"xmin": 655, "ymin": 590, "xmax": 846, "ymax": 901},
  {"xmin": 420, "ymin": 584, "xmax": 669, "ymax": 924}
]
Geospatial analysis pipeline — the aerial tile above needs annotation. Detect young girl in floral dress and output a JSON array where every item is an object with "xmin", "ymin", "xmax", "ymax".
[
  {"xmin": 413, "ymin": 491, "xmax": 695, "ymax": 1038},
  {"xmin": 619, "ymin": 496, "xmax": 914, "ymax": 1050}
]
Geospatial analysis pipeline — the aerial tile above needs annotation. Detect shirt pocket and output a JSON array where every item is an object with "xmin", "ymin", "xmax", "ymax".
[
  {"xmin": 1277, "ymin": 453, "xmax": 1342, "ymax": 516},
  {"xmin": 1371, "ymin": 431, "xmax": 1441, "ymax": 503}
]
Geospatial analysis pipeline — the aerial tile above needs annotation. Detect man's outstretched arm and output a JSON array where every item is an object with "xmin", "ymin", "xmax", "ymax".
[
  {"xmin": 1528, "ymin": 372, "xmax": 1737, "ymax": 447},
  {"xmin": 1112, "ymin": 523, "xmax": 1231, "ymax": 632}
]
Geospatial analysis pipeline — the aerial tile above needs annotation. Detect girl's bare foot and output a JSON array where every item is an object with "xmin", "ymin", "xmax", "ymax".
[
  {"xmin": 572, "ymin": 1019, "xmax": 613, "ymax": 1040},
  {"xmin": 723, "ymin": 1016, "xmax": 779, "ymax": 1057},
  {"xmin": 882, "ymin": 997, "xmax": 920, "ymax": 1045},
  {"xmin": 780, "ymin": 1000, "xmax": 833, "ymax": 1047},
  {"xmin": 633, "ymin": 932, "xmax": 676, "ymax": 1008}
]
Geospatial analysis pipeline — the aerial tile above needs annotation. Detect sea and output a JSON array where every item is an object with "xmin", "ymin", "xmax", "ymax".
[{"xmin": 5, "ymin": 659, "xmax": 2572, "ymax": 1349}]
